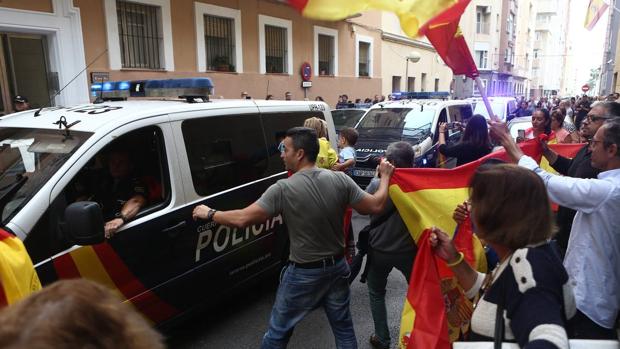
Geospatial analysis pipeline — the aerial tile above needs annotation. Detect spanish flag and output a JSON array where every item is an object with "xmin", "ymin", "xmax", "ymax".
[
  {"xmin": 584, "ymin": 0, "xmax": 609, "ymax": 30},
  {"xmin": 0, "ymin": 228, "xmax": 41, "ymax": 307},
  {"xmin": 391, "ymin": 142, "xmax": 583, "ymax": 348},
  {"xmin": 286, "ymin": 0, "xmax": 479, "ymax": 77}
]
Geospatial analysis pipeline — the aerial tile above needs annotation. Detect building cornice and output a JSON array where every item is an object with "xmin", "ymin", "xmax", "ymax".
[{"xmin": 381, "ymin": 32, "xmax": 436, "ymax": 52}]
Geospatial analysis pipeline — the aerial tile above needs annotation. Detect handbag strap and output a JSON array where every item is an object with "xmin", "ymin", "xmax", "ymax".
[{"xmin": 493, "ymin": 303, "xmax": 505, "ymax": 349}]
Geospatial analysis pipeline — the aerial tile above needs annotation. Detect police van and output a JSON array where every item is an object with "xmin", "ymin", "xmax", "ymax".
[
  {"xmin": 0, "ymin": 78, "xmax": 337, "ymax": 325},
  {"xmin": 351, "ymin": 92, "xmax": 473, "ymax": 187}
]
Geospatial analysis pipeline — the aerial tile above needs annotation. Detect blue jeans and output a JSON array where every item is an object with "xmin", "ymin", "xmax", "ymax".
[{"xmin": 261, "ymin": 259, "xmax": 357, "ymax": 349}]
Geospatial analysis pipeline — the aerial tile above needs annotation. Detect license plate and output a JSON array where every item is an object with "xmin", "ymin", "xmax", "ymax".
[{"xmin": 353, "ymin": 169, "xmax": 375, "ymax": 178}]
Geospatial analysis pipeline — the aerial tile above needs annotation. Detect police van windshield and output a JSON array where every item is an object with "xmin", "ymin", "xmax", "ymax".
[
  {"xmin": 357, "ymin": 108, "xmax": 435, "ymax": 140},
  {"xmin": 0, "ymin": 127, "xmax": 91, "ymax": 224}
]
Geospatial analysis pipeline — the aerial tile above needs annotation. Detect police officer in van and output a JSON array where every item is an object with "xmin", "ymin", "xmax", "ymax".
[
  {"xmin": 193, "ymin": 127, "xmax": 395, "ymax": 349},
  {"xmin": 77, "ymin": 147, "xmax": 148, "ymax": 239}
]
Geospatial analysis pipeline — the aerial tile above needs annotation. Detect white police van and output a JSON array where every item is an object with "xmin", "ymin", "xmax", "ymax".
[
  {"xmin": 0, "ymin": 78, "xmax": 336, "ymax": 325},
  {"xmin": 351, "ymin": 92, "xmax": 472, "ymax": 187}
]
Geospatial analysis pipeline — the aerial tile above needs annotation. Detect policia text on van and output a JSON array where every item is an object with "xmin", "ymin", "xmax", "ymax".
[{"xmin": 0, "ymin": 78, "xmax": 339, "ymax": 325}]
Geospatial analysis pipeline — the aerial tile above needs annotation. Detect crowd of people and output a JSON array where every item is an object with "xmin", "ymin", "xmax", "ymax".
[
  {"xmin": 1, "ymin": 90, "xmax": 619, "ymax": 349},
  {"xmin": 191, "ymin": 100, "xmax": 620, "ymax": 349}
]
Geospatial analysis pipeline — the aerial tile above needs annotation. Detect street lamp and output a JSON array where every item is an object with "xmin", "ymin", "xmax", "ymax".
[{"xmin": 405, "ymin": 51, "xmax": 421, "ymax": 92}]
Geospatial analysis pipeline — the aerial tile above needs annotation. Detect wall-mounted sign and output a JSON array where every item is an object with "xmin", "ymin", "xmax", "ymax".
[
  {"xmin": 91, "ymin": 72, "xmax": 109, "ymax": 83},
  {"xmin": 302, "ymin": 81, "xmax": 312, "ymax": 88},
  {"xmin": 300, "ymin": 62, "xmax": 312, "ymax": 82}
]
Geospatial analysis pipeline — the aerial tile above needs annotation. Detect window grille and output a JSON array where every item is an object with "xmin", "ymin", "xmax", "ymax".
[
  {"xmin": 318, "ymin": 34, "xmax": 334, "ymax": 75},
  {"xmin": 205, "ymin": 15, "xmax": 235, "ymax": 72},
  {"xmin": 358, "ymin": 42, "xmax": 370, "ymax": 77},
  {"xmin": 265, "ymin": 25, "xmax": 287, "ymax": 74},
  {"xmin": 116, "ymin": 1, "xmax": 163, "ymax": 69}
]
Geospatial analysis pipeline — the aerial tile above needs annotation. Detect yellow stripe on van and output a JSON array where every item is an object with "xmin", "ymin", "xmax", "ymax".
[{"xmin": 70, "ymin": 246, "xmax": 122, "ymax": 298}]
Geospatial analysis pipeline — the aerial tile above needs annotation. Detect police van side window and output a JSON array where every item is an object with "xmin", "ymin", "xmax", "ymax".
[
  {"xmin": 182, "ymin": 114, "xmax": 268, "ymax": 196},
  {"xmin": 25, "ymin": 126, "xmax": 170, "ymax": 264},
  {"xmin": 447, "ymin": 105, "xmax": 473, "ymax": 138},
  {"xmin": 260, "ymin": 111, "xmax": 325, "ymax": 176},
  {"xmin": 433, "ymin": 109, "xmax": 448, "ymax": 143}
]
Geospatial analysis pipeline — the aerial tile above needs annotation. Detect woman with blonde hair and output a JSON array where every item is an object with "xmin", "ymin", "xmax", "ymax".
[{"xmin": 303, "ymin": 117, "xmax": 337, "ymax": 169}]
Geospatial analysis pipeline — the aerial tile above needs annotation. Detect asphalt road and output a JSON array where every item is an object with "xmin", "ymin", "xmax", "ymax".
[{"xmin": 166, "ymin": 212, "xmax": 410, "ymax": 349}]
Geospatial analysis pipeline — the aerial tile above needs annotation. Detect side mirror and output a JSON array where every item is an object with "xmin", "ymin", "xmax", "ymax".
[{"xmin": 64, "ymin": 201, "xmax": 105, "ymax": 245}]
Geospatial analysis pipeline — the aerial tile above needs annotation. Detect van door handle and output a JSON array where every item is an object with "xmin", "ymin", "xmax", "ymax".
[{"xmin": 162, "ymin": 221, "xmax": 187, "ymax": 237}]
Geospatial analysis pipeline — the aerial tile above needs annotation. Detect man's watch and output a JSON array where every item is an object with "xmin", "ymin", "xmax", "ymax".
[
  {"xmin": 114, "ymin": 212, "xmax": 128, "ymax": 223},
  {"xmin": 206, "ymin": 209, "xmax": 217, "ymax": 221}
]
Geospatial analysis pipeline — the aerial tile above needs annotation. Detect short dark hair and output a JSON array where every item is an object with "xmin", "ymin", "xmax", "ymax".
[
  {"xmin": 602, "ymin": 101, "xmax": 620, "ymax": 117},
  {"xmin": 385, "ymin": 141, "xmax": 414, "ymax": 168},
  {"xmin": 286, "ymin": 127, "xmax": 319, "ymax": 163},
  {"xmin": 551, "ymin": 109, "xmax": 564, "ymax": 124},
  {"xmin": 469, "ymin": 164, "xmax": 554, "ymax": 250},
  {"xmin": 339, "ymin": 127, "xmax": 358, "ymax": 146},
  {"xmin": 602, "ymin": 119, "xmax": 620, "ymax": 158}
]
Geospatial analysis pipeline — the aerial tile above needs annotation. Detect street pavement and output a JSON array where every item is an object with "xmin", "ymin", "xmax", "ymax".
[{"xmin": 166, "ymin": 212, "xmax": 410, "ymax": 349}]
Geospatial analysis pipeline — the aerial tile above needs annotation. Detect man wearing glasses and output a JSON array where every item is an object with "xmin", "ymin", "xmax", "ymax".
[
  {"xmin": 540, "ymin": 101, "xmax": 620, "ymax": 254},
  {"xmin": 492, "ymin": 118, "xmax": 620, "ymax": 340}
]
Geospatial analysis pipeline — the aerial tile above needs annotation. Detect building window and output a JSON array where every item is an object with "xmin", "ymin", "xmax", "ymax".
[
  {"xmin": 421, "ymin": 73, "xmax": 427, "ymax": 92},
  {"xmin": 355, "ymin": 35, "xmax": 373, "ymax": 77},
  {"xmin": 259, "ymin": 15, "xmax": 293, "ymax": 75},
  {"xmin": 475, "ymin": 50, "xmax": 488, "ymax": 69},
  {"xmin": 318, "ymin": 35, "xmax": 334, "ymax": 75},
  {"xmin": 195, "ymin": 3, "xmax": 243, "ymax": 73},
  {"xmin": 507, "ymin": 13, "xmax": 515, "ymax": 37},
  {"xmin": 392, "ymin": 76, "xmax": 401, "ymax": 92},
  {"xmin": 476, "ymin": 6, "xmax": 490, "ymax": 34},
  {"xmin": 358, "ymin": 42, "xmax": 370, "ymax": 76},
  {"xmin": 314, "ymin": 26, "xmax": 338, "ymax": 76},
  {"xmin": 434, "ymin": 78, "xmax": 440, "ymax": 92},
  {"xmin": 116, "ymin": 0, "xmax": 163, "ymax": 69},
  {"xmin": 408, "ymin": 77, "xmax": 415, "ymax": 92},
  {"xmin": 204, "ymin": 15, "xmax": 236, "ymax": 72},
  {"xmin": 265, "ymin": 26, "xmax": 287, "ymax": 73}
]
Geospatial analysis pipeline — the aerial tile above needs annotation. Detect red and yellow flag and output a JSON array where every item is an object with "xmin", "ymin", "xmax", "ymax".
[
  {"xmin": 391, "ymin": 141, "xmax": 583, "ymax": 348},
  {"xmin": 287, "ymin": 0, "xmax": 478, "ymax": 78},
  {"xmin": 0, "ymin": 229, "xmax": 41, "ymax": 307},
  {"xmin": 584, "ymin": 0, "xmax": 609, "ymax": 30}
]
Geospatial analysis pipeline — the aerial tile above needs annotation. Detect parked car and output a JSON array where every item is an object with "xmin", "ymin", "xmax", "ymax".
[
  {"xmin": 351, "ymin": 97, "xmax": 473, "ymax": 187},
  {"xmin": 0, "ymin": 78, "xmax": 338, "ymax": 325}
]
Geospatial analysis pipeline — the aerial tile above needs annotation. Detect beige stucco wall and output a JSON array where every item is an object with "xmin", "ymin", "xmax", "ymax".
[
  {"xmin": 379, "ymin": 12, "xmax": 452, "ymax": 95},
  {"xmin": 72, "ymin": 0, "xmax": 381, "ymax": 107}
]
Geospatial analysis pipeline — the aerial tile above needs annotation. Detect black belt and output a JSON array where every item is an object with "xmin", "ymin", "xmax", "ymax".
[{"xmin": 289, "ymin": 255, "xmax": 344, "ymax": 269}]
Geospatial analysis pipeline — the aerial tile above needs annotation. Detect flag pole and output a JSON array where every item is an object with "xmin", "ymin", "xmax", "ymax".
[{"xmin": 474, "ymin": 76, "xmax": 500, "ymax": 122}]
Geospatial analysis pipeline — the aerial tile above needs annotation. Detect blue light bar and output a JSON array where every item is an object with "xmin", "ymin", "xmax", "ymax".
[
  {"xmin": 392, "ymin": 91, "xmax": 450, "ymax": 100},
  {"xmin": 117, "ymin": 81, "xmax": 130, "ymax": 90},
  {"xmin": 90, "ymin": 78, "xmax": 214, "ymax": 102}
]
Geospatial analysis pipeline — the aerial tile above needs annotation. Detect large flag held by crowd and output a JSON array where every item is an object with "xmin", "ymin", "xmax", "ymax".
[
  {"xmin": 390, "ymin": 141, "xmax": 583, "ymax": 348},
  {"xmin": 286, "ymin": 0, "xmax": 479, "ymax": 78},
  {"xmin": 0, "ymin": 228, "xmax": 41, "ymax": 307}
]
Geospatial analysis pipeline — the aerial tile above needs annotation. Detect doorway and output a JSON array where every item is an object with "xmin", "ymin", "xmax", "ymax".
[{"xmin": 0, "ymin": 33, "xmax": 53, "ymax": 114}]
